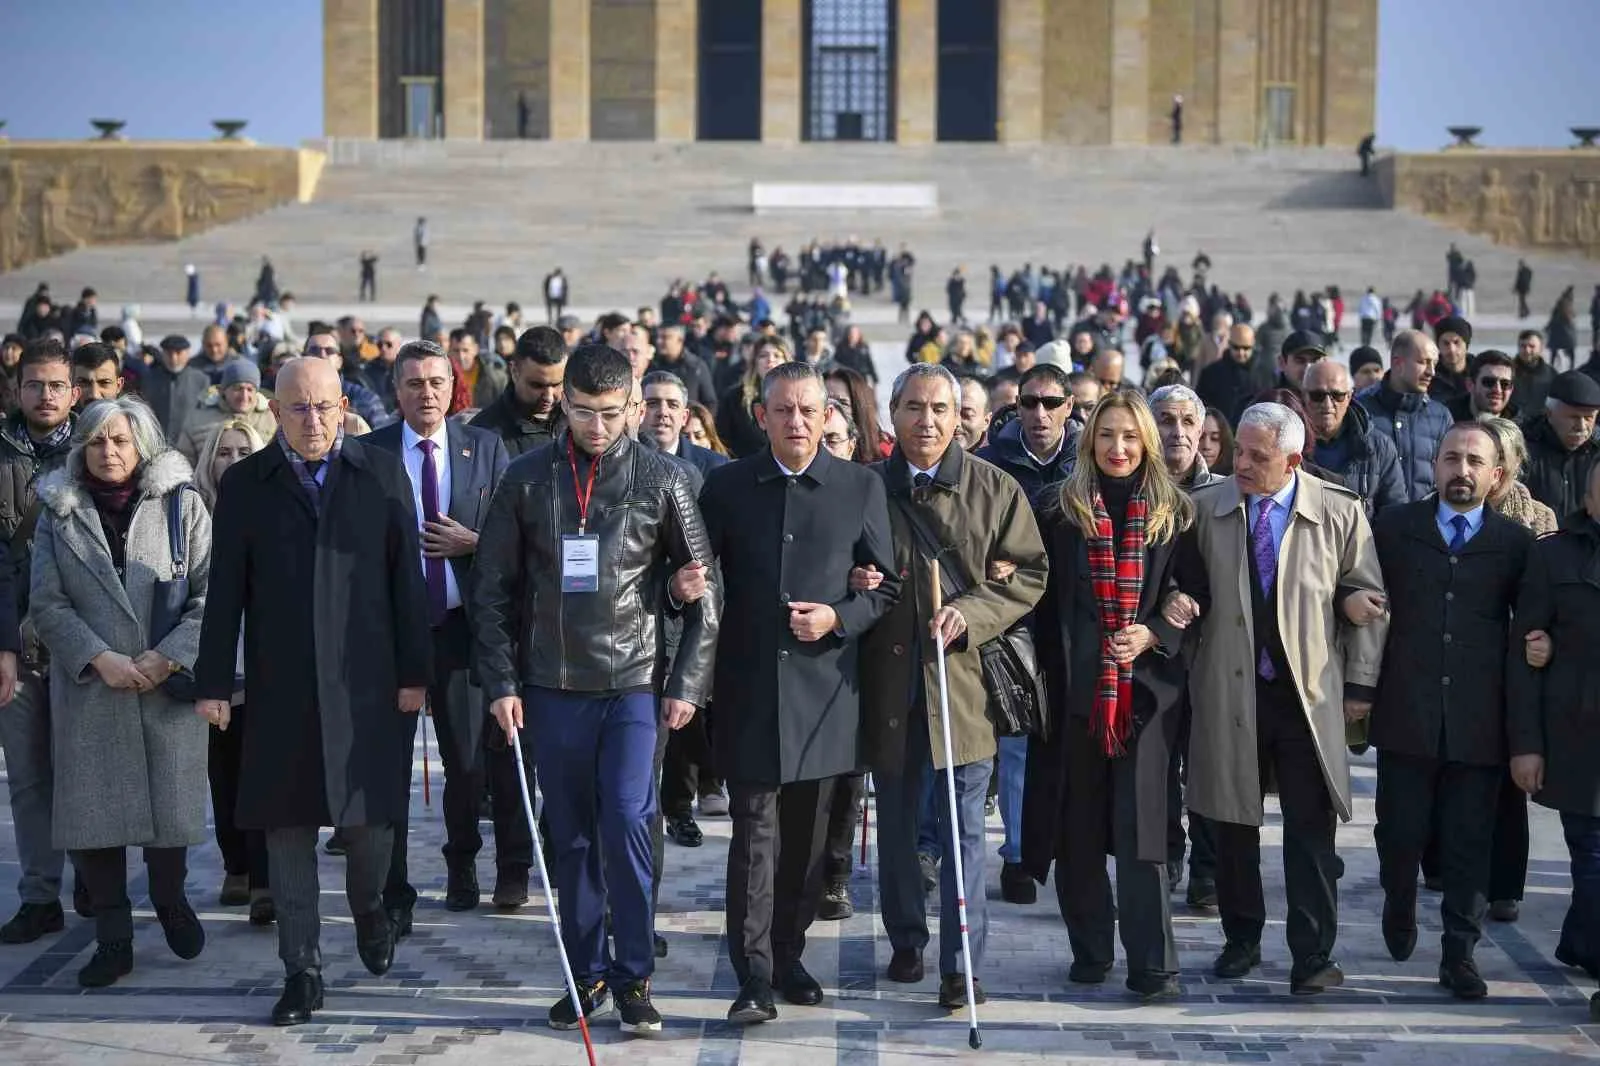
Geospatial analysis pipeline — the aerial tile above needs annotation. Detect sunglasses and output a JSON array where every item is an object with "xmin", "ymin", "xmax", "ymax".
[
  {"xmin": 1478, "ymin": 378, "xmax": 1513, "ymax": 391},
  {"xmin": 1019, "ymin": 395, "xmax": 1069, "ymax": 411},
  {"xmin": 1306, "ymin": 389, "xmax": 1351, "ymax": 404}
]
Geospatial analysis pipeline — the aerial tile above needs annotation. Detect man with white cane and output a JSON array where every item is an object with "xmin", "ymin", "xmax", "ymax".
[
  {"xmin": 858, "ymin": 364, "xmax": 1048, "ymax": 1012},
  {"xmin": 472, "ymin": 344, "xmax": 720, "ymax": 1036}
]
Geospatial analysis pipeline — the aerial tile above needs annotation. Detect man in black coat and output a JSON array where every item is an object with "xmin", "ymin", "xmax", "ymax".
[
  {"xmin": 196, "ymin": 357, "xmax": 433, "ymax": 1027},
  {"xmin": 651, "ymin": 325, "xmax": 718, "ymax": 412},
  {"xmin": 1508, "ymin": 462, "xmax": 1600, "ymax": 1023},
  {"xmin": 364, "ymin": 341, "xmax": 523, "ymax": 929},
  {"xmin": 469, "ymin": 325, "xmax": 568, "ymax": 457},
  {"xmin": 1369, "ymin": 423, "xmax": 1533, "ymax": 999},
  {"xmin": 1521, "ymin": 370, "xmax": 1600, "ymax": 519},
  {"xmin": 1194, "ymin": 324, "xmax": 1258, "ymax": 427},
  {"xmin": 698, "ymin": 362, "xmax": 899, "ymax": 1024}
]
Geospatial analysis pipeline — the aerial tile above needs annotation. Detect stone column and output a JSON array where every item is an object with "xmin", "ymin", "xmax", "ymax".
[
  {"xmin": 1214, "ymin": 0, "xmax": 1259, "ymax": 144},
  {"xmin": 896, "ymin": 0, "xmax": 936, "ymax": 144},
  {"xmin": 323, "ymin": 0, "xmax": 379, "ymax": 138},
  {"xmin": 1109, "ymin": 0, "xmax": 1150, "ymax": 144},
  {"xmin": 999, "ymin": 0, "xmax": 1044, "ymax": 143},
  {"xmin": 443, "ymin": 0, "xmax": 486, "ymax": 138},
  {"xmin": 656, "ymin": 0, "xmax": 697, "ymax": 141},
  {"xmin": 549, "ymin": 0, "xmax": 591, "ymax": 140},
  {"xmin": 762, "ymin": 0, "xmax": 801, "ymax": 143}
]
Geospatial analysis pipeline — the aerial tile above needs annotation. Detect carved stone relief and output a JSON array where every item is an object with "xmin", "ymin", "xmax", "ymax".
[{"xmin": 1393, "ymin": 153, "xmax": 1600, "ymax": 260}]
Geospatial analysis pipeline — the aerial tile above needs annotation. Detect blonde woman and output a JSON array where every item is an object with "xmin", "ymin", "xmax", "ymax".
[
  {"xmin": 1480, "ymin": 416, "xmax": 1558, "ymax": 537},
  {"xmin": 194, "ymin": 419, "xmax": 276, "ymax": 925},
  {"xmin": 715, "ymin": 335, "xmax": 790, "ymax": 458},
  {"xmin": 1021, "ymin": 389, "xmax": 1194, "ymax": 1001}
]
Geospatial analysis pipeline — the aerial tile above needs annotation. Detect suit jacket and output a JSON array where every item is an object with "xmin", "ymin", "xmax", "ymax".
[
  {"xmin": 699, "ymin": 446, "xmax": 900, "ymax": 786},
  {"xmin": 1174, "ymin": 472, "xmax": 1387, "ymax": 825},
  {"xmin": 1370, "ymin": 500, "xmax": 1532, "ymax": 766},
  {"xmin": 678, "ymin": 438, "xmax": 730, "ymax": 480},
  {"xmin": 194, "ymin": 436, "xmax": 433, "ymax": 829}
]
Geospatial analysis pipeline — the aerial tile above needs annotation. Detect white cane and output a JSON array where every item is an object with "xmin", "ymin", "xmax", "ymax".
[
  {"xmin": 929, "ymin": 560, "xmax": 982, "ymax": 1050},
  {"xmin": 507, "ymin": 718, "xmax": 599, "ymax": 1066}
]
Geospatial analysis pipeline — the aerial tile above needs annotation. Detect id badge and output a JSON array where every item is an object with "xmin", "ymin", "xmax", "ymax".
[{"xmin": 561, "ymin": 534, "xmax": 601, "ymax": 593}]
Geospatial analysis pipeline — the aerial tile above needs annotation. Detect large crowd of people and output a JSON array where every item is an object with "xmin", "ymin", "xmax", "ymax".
[{"xmin": 0, "ymin": 248, "xmax": 1597, "ymax": 1043}]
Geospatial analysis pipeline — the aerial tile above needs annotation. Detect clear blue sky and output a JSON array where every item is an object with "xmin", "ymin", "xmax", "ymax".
[{"xmin": 0, "ymin": 0, "xmax": 1595, "ymax": 149}]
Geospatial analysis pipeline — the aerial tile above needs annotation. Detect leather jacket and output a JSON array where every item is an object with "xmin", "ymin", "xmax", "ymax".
[{"xmin": 472, "ymin": 431, "xmax": 719, "ymax": 706}]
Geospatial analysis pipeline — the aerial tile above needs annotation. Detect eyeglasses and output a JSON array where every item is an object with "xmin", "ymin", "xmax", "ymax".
[
  {"xmin": 286, "ymin": 401, "xmax": 342, "ymax": 420},
  {"xmin": 304, "ymin": 345, "xmax": 339, "ymax": 357},
  {"xmin": 1306, "ymin": 390, "xmax": 1351, "ymax": 404},
  {"xmin": 21, "ymin": 380, "xmax": 71, "ymax": 396},
  {"xmin": 568, "ymin": 405, "xmax": 630, "ymax": 424},
  {"xmin": 1018, "ymin": 395, "xmax": 1069, "ymax": 411},
  {"xmin": 1478, "ymin": 378, "xmax": 1513, "ymax": 391}
]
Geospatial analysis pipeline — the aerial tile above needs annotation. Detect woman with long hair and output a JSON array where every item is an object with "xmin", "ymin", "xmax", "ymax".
[
  {"xmin": 824, "ymin": 365, "xmax": 893, "ymax": 460},
  {"xmin": 1480, "ymin": 416, "xmax": 1557, "ymax": 536},
  {"xmin": 1198, "ymin": 410, "xmax": 1234, "ymax": 475},
  {"xmin": 716, "ymin": 334, "xmax": 791, "ymax": 457},
  {"xmin": 685, "ymin": 402, "xmax": 729, "ymax": 457},
  {"xmin": 1021, "ymin": 390, "xmax": 1194, "ymax": 1001}
]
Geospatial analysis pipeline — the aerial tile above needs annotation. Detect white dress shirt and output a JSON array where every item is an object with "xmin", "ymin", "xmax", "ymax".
[{"xmin": 401, "ymin": 420, "xmax": 463, "ymax": 611}]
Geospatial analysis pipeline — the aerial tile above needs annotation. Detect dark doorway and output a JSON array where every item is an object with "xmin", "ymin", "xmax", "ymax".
[
  {"xmin": 378, "ymin": 0, "xmax": 444, "ymax": 138},
  {"xmin": 936, "ymin": 0, "xmax": 997, "ymax": 142},
  {"xmin": 699, "ymin": 0, "xmax": 762, "ymax": 140},
  {"xmin": 803, "ymin": 0, "xmax": 895, "ymax": 141}
]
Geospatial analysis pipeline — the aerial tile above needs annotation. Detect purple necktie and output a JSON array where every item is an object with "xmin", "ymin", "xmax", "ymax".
[
  {"xmin": 419, "ymin": 439, "xmax": 447, "ymax": 626},
  {"xmin": 1252, "ymin": 499, "xmax": 1278, "ymax": 680}
]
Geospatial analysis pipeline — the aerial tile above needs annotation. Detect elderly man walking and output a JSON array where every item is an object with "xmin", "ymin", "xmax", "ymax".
[
  {"xmin": 195, "ymin": 357, "xmax": 434, "ymax": 1027},
  {"xmin": 1166, "ymin": 402, "xmax": 1388, "ymax": 995}
]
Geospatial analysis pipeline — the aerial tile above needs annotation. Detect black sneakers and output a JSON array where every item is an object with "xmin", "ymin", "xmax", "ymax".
[
  {"xmin": 156, "ymin": 900, "xmax": 206, "ymax": 960},
  {"xmin": 617, "ymin": 980, "xmax": 663, "ymax": 1035},
  {"xmin": 0, "ymin": 901, "xmax": 64, "ymax": 944},
  {"xmin": 549, "ymin": 979, "xmax": 612, "ymax": 1030},
  {"xmin": 78, "ymin": 939, "xmax": 134, "ymax": 988}
]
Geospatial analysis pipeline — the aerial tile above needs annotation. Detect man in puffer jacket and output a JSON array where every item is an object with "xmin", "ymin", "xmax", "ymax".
[
  {"xmin": 1304, "ymin": 361, "xmax": 1407, "ymax": 517},
  {"xmin": 1358, "ymin": 329, "xmax": 1453, "ymax": 502}
]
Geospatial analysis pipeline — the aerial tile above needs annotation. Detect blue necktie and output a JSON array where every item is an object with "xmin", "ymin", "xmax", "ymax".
[{"xmin": 1448, "ymin": 514, "xmax": 1469, "ymax": 554}]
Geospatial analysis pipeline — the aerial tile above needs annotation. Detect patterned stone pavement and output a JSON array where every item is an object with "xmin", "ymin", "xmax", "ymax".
[{"xmin": 0, "ymin": 746, "xmax": 1594, "ymax": 1064}]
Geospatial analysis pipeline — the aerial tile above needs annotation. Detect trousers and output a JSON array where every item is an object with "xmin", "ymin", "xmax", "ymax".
[
  {"xmin": 0, "ymin": 672, "xmax": 63, "ymax": 903},
  {"xmin": 822, "ymin": 772, "xmax": 865, "ymax": 884},
  {"xmin": 208, "ymin": 704, "xmax": 269, "ymax": 890},
  {"xmin": 1560, "ymin": 813, "xmax": 1600, "ymax": 980},
  {"xmin": 266, "ymin": 823, "xmax": 392, "ymax": 976},
  {"xmin": 73, "ymin": 845, "xmax": 188, "ymax": 942},
  {"xmin": 725, "ymin": 777, "xmax": 834, "ymax": 983},
  {"xmin": 525, "ymin": 686, "xmax": 657, "ymax": 985}
]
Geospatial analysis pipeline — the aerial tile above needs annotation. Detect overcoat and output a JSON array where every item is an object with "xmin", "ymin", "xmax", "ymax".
[
  {"xmin": 699, "ymin": 445, "xmax": 900, "ymax": 786},
  {"xmin": 1177, "ymin": 472, "xmax": 1387, "ymax": 825},
  {"xmin": 194, "ymin": 436, "xmax": 433, "ymax": 830},
  {"xmin": 31, "ymin": 450, "xmax": 211, "ymax": 851},
  {"xmin": 1021, "ymin": 508, "xmax": 1187, "ymax": 875}
]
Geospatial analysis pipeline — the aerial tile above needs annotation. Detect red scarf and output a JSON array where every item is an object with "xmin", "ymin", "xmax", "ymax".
[{"xmin": 1086, "ymin": 490, "xmax": 1148, "ymax": 756}]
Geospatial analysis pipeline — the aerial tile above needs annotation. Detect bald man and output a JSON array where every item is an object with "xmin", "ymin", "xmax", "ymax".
[{"xmin": 196, "ymin": 356, "xmax": 434, "ymax": 1027}]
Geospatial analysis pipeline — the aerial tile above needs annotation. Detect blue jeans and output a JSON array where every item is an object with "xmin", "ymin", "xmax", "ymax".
[
  {"xmin": 876, "ymin": 717, "xmax": 992, "ymax": 977},
  {"xmin": 524, "ymin": 687, "xmax": 658, "ymax": 986},
  {"xmin": 1561, "ymin": 812, "xmax": 1600, "ymax": 982},
  {"xmin": 997, "ymin": 735, "xmax": 1027, "ymax": 864}
]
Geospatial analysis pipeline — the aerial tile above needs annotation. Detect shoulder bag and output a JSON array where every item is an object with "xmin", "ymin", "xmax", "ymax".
[{"xmin": 149, "ymin": 487, "xmax": 199, "ymax": 702}]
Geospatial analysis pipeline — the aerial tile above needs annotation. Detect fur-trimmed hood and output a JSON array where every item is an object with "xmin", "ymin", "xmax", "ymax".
[{"xmin": 37, "ymin": 449, "xmax": 195, "ymax": 518}]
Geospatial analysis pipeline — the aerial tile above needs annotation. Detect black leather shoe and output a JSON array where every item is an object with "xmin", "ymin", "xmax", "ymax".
[
  {"xmin": 387, "ymin": 903, "xmax": 413, "ymax": 939},
  {"xmin": 938, "ymin": 974, "xmax": 986, "ymax": 1010},
  {"xmin": 445, "ymin": 867, "xmax": 480, "ymax": 912},
  {"xmin": 0, "ymin": 901, "xmax": 64, "ymax": 944},
  {"xmin": 1213, "ymin": 941, "xmax": 1261, "ymax": 979},
  {"xmin": 1590, "ymin": 991, "xmax": 1600, "ymax": 1023},
  {"xmin": 1489, "ymin": 899, "xmax": 1520, "ymax": 923},
  {"xmin": 1000, "ymin": 863, "xmax": 1037, "ymax": 904},
  {"xmin": 271, "ymin": 970, "xmax": 324, "ymax": 1026},
  {"xmin": 666, "ymin": 814, "xmax": 703, "ymax": 848},
  {"xmin": 886, "ymin": 948, "xmax": 924, "ymax": 983},
  {"xmin": 1185, "ymin": 876, "xmax": 1218, "ymax": 909},
  {"xmin": 1438, "ymin": 958, "xmax": 1488, "ymax": 1000},
  {"xmin": 77, "ymin": 939, "xmax": 133, "ymax": 988},
  {"xmin": 1382, "ymin": 900, "xmax": 1417, "ymax": 962},
  {"xmin": 249, "ymin": 893, "xmax": 276, "ymax": 927},
  {"xmin": 728, "ymin": 976, "xmax": 777, "ymax": 1024},
  {"xmin": 1126, "ymin": 970, "xmax": 1181, "ymax": 1000},
  {"xmin": 779, "ymin": 960, "xmax": 823, "ymax": 1006},
  {"xmin": 492, "ymin": 868, "xmax": 529, "ymax": 909},
  {"xmin": 1290, "ymin": 956, "xmax": 1344, "ymax": 996},
  {"xmin": 354, "ymin": 910, "xmax": 396, "ymax": 976},
  {"xmin": 654, "ymin": 934, "xmax": 669, "ymax": 959},
  {"xmin": 156, "ymin": 900, "xmax": 205, "ymax": 960},
  {"xmin": 1069, "ymin": 960, "xmax": 1111, "ymax": 984}
]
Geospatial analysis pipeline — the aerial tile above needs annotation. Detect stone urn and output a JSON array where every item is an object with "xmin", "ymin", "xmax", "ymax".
[
  {"xmin": 1572, "ymin": 127, "xmax": 1600, "ymax": 149},
  {"xmin": 90, "ymin": 119, "xmax": 126, "ymax": 141},
  {"xmin": 213, "ymin": 119, "xmax": 249, "ymax": 142},
  {"xmin": 1445, "ymin": 125, "xmax": 1482, "ymax": 149}
]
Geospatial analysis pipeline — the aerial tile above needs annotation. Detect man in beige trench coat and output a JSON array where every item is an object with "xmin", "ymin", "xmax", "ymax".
[{"xmin": 1165, "ymin": 402, "xmax": 1388, "ymax": 996}]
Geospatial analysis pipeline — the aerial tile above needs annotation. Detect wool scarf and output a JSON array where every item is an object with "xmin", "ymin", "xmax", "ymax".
[{"xmin": 1086, "ymin": 487, "xmax": 1149, "ymax": 756}]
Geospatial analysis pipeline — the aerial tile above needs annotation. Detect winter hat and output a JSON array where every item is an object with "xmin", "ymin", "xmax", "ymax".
[
  {"xmin": 221, "ymin": 360, "xmax": 262, "ymax": 389},
  {"xmin": 1348, "ymin": 346, "xmax": 1383, "ymax": 376},
  {"xmin": 1434, "ymin": 315, "xmax": 1472, "ymax": 346}
]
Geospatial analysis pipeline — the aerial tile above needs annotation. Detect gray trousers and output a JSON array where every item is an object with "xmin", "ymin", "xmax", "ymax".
[
  {"xmin": 0, "ymin": 672, "xmax": 63, "ymax": 904},
  {"xmin": 265, "ymin": 824, "xmax": 393, "ymax": 977}
]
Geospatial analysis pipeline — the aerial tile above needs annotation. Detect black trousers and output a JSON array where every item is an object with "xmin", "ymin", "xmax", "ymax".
[
  {"xmin": 1167, "ymin": 695, "xmax": 1216, "ymax": 880},
  {"xmin": 659, "ymin": 707, "xmax": 718, "ymax": 817},
  {"xmin": 822, "ymin": 772, "xmax": 865, "ymax": 884},
  {"xmin": 208, "ymin": 704, "xmax": 269, "ymax": 890},
  {"xmin": 1375, "ymin": 750, "xmax": 1500, "ymax": 962},
  {"xmin": 74, "ymin": 846, "xmax": 187, "ymax": 942},
  {"xmin": 1420, "ymin": 769, "xmax": 1528, "ymax": 901},
  {"xmin": 725, "ymin": 777, "xmax": 835, "ymax": 984},
  {"xmin": 1057, "ymin": 724, "xmax": 1178, "ymax": 977},
  {"xmin": 1213, "ymin": 678, "xmax": 1344, "ymax": 966}
]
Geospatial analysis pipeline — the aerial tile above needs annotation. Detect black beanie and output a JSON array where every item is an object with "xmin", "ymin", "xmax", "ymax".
[
  {"xmin": 1349, "ymin": 346, "xmax": 1383, "ymax": 374},
  {"xmin": 1435, "ymin": 315, "xmax": 1472, "ymax": 346}
]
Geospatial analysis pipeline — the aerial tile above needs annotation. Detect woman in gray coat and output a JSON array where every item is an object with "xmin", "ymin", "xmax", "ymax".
[{"xmin": 31, "ymin": 397, "xmax": 212, "ymax": 989}]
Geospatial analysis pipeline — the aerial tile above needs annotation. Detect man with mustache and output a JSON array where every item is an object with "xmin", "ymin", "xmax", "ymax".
[{"xmin": 1367, "ymin": 422, "xmax": 1533, "ymax": 999}]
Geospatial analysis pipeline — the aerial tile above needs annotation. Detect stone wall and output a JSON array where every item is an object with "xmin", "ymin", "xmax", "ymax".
[
  {"xmin": 0, "ymin": 143, "xmax": 325, "ymax": 275},
  {"xmin": 1380, "ymin": 150, "xmax": 1600, "ymax": 260}
]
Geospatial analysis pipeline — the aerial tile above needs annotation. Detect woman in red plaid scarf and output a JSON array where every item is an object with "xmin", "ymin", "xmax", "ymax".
[{"xmin": 1019, "ymin": 390, "xmax": 1193, "ymax": 1001}]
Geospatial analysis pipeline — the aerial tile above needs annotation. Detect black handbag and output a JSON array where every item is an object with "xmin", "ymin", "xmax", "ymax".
[
  {"xmin": 148, "ymin": 487, "xmax": 198, "ymax": 702},
  {"xmin": 892, "ymin": 496, "xmax": 1049, "ymax": 741}
]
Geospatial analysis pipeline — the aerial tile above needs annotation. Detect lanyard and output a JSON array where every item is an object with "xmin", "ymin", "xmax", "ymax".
[{"xmin": 567, "ymin": 438, "xmax": 602, "ymax": 534}]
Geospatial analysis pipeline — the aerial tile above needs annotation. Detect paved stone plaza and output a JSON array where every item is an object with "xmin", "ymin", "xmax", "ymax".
[{"xmin": 0, "ymin": 745, "xmax": 1594, "ymax": 1065}]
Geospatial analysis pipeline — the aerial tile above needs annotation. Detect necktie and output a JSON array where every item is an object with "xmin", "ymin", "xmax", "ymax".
[
  {"xmin": 1448, "ymin": 514, "xmax": 1470, "ymax": 554},
  {"xmin": 419, "ymin": 439, "xmax": 447, "ymax": 626},
  {"xmin": 913, "ymin": 472, "xmax": 933, "ymax": 489},
  {"xmin": 302, "ymin": 459, "xmax": 324, "ymax": 514},
  {"xmin": 1252, "ymin": 499, "xmax": 1278, "ymax": 680}
]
